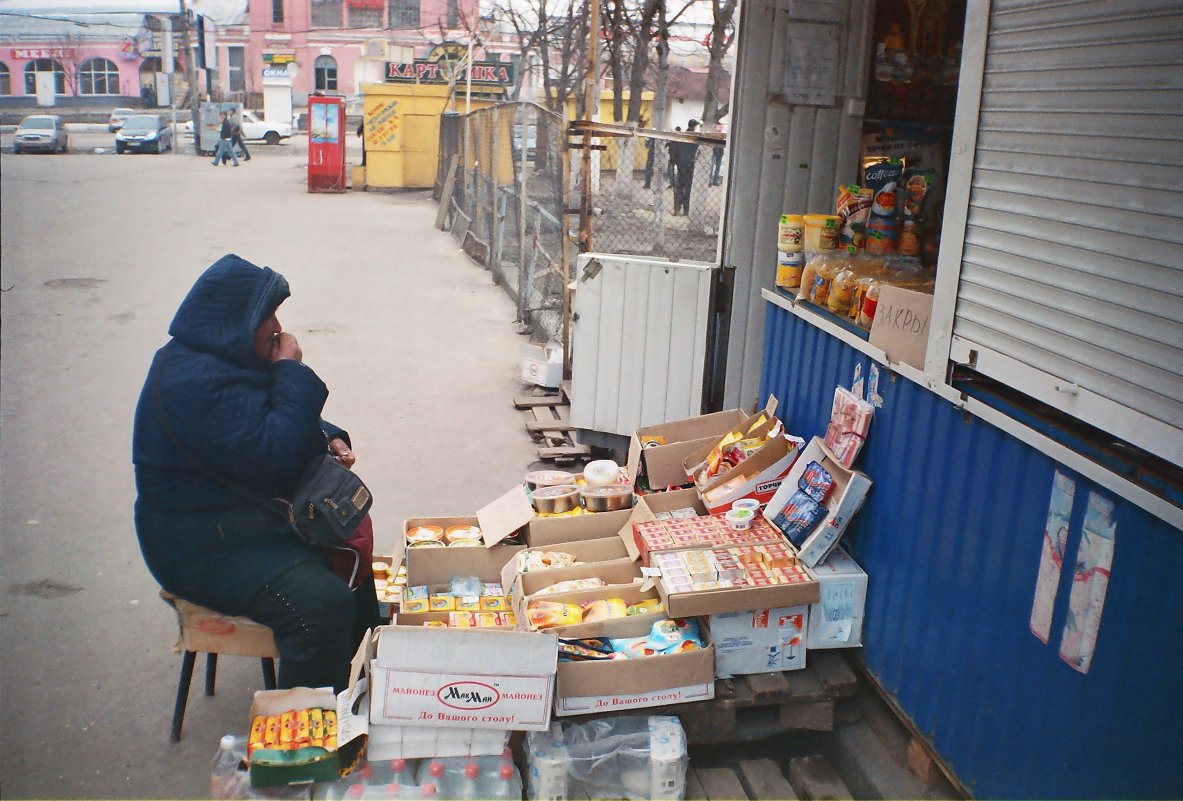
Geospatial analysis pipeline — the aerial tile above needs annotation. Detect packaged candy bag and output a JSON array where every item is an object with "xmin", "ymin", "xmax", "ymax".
[{"xmin": 772, "ymin": 490, "xmax": 828, "ymax": 546}]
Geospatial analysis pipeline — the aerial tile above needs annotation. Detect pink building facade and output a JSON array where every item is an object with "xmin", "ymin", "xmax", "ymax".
[{"xmin": 213, "ymin": 0, "xmax": 481, "ymax": 105}]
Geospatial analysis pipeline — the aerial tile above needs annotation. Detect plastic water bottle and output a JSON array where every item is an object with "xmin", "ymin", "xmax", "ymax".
[
  {"xmin": 487, "ymin": 763, "xmax": 522, "ymax": 800},
  {"xmin": 211, "ymin": 734, "xmax": 249, "ymax": 799},
  {"xmin": 455, "ymin": 763, "xmax": 480, "ymax": 800},
  {"xmin": 390, "ymin": 758, "xmax": 416, "ymax": 787}
]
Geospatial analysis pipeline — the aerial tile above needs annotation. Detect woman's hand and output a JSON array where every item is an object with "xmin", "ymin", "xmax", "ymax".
[
  {"xmin": 271, "ymin": 332, "xmax": 303, "ymax": 363},
  {"xmin": 329, "ymin": 437, "xmax": 356, "ymax": 469}
]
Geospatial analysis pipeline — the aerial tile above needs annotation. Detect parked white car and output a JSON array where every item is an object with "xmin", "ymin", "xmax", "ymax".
[{"xmin": 239, "ymin": 110, "xmax": 292, "ymax": 145}]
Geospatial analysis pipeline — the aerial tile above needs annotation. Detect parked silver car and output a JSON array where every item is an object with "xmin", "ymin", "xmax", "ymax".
[
  {"xmin": 115, "ymin": 114, "xmax": 173, "ymax": 154},
  {"xmin": 12, "ymin": 115, "xmax": 69, "ymax": 154},
  {"xmin": 108, "ymin": 107, "xmax": 136, "ymax": 132}
]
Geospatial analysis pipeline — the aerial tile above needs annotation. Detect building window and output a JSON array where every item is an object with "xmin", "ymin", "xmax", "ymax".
[
  {"xmin": 24, "ymin": 59, "xmax": 65, "ymax": 94},
  {"xmin": 80, "ymin": 57, "xmax": 120, "ymax": 95},
  {"xmin": 311, "ymin": 0, "xmax": 343, "ymax": 28},
  {"xmin": 0, "ymin": 62, "xmax": 10, "ymax": 95},
  {"xmin": 314, "ymin": 55, "xmax": 338, "ymax": 91},
  {"xmin": 348, "ymin": 0, "xmax": 383, "ymax": 29},
  {"xmin": 387, "ymin": 0, "xmax": 419, "ymax": 29},
  {"xmin": 272, "ymin": 0, "xmax": 284, "ymax": 24},
  {"xmin": 227, "ymin": 46, "xmax": 245, "ymax": 92}
]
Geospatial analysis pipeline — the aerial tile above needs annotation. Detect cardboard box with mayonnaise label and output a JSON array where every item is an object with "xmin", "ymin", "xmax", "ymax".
[
  {"xmin": 552, "ymin": 613, "xmax": 716, "ymax": 717},
  {"xmin": 364, "ymin": 625, "xmax": 558, "ymax": 731},
  {"xmin": 626, "ymin": 409, "xmax": 748, "ymax": 492},
  {"xmin": 709, "ymin": 606, "xmax": 808, "ymax": 678},
  {"xmin": 763, "ymin": 437, "xmax": 872, "ymax": 568},
  {"xmin": 806, "ymin": 546, "xmax": 867, "ymax": 649}
]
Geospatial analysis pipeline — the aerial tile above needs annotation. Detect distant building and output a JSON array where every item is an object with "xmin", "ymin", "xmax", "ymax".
[
  {"xmin": 212, "ymin": 0, "xmax": 482, "ymax": 106},
  {"xmin": 0, "ymin": 11, "xmax": 184, "ymax": 108}
]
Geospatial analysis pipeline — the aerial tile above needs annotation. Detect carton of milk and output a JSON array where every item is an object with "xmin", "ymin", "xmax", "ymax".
[{"xmin": 806, "ymin": 547, "xmax": 868, "ymax": 649}]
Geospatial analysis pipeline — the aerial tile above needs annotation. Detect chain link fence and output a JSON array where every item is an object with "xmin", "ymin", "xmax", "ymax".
[
  {"xmin": 571, "ymin": 126, "xmax": 726, "ymax": 263},
  {"xmin": 441, "ymin": 102, "xmax": 571, "ymax": 347}
]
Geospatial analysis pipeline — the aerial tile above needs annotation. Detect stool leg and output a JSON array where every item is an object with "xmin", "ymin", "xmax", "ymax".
[
  {"xmin": 262, "ymin": 657, "xmax": 277, "ymax": 690},
  {"xmin": 171, "ymin": 650, "xmax": 197, "ymax": 742},
  {"xmin": 205, "ymin": 653, "xmax": 218, "ymax": 696}
]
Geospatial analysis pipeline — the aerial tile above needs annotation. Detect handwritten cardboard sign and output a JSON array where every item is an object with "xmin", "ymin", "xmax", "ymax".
[{"xmin": 868, "ymin": 286, "xmax": 934, "ymax": 370}]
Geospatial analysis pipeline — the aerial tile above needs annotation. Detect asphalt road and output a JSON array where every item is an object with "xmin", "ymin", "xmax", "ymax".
[
  {"xmin": 1, "ymin": 124, "xmax": 325, "ymax": 158},
  {"xmin": 0, "ymin": 144, "xmax": 540, "ymax": 797}
]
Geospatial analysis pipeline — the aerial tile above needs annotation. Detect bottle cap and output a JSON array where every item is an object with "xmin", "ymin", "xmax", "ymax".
[
  {"xmin": 464, "ymin": 763, "xmax": 479, "ymax": 779},
  {"xmin": 500, "ymin": 764, "xmax": 515, "ymax": 780},
  {"xmin": 220, "ymin": 734, "xmax": 237, "ymax": 750}
]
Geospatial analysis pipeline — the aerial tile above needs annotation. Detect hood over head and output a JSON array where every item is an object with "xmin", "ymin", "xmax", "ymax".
[{"xmin": 167, "ymin": 254, "xmax": 290, "ymax": 368}]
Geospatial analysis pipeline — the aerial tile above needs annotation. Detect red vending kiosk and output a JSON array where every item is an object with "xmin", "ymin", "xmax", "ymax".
[{"xmin": 307, "ymin": 95, "xmax": 346, "ymax": 193}]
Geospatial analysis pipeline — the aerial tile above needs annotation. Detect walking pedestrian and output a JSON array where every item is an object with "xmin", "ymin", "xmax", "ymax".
[
  {"xmin": 211, "ymin": 112, "xmax": 239, "ymax": 167},
  {"xmin": 230, "ymin": 111, "xmax": 251, "ymax": 162}
]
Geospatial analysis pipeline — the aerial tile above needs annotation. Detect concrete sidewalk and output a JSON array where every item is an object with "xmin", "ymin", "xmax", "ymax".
[{"xmin": 0, "ymin": 150, "xmax": 540, "ymax": 797}]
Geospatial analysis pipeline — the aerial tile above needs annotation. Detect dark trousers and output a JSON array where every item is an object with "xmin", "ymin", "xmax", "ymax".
[
  {"xmin": 240, "ymin": 559, "xmax": 358, "ymax": 691},
  {"xmin": 674, "ymin": 165, "xmax": 695, "ymax": 214},
  {"xmin": 231, "ymin": 134, "xmax": 250, "ymax": 160}
]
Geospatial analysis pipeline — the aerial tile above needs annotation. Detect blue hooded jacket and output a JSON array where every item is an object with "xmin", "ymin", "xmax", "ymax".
[{"xmin": 132, "ymin": 255, "xmax": 343, "ymax": 597}]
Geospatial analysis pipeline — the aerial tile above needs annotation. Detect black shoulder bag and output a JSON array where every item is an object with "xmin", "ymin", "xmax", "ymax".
[{"xmin": 151, "ymin": 369, "xmax": 374, "ymax": 549}]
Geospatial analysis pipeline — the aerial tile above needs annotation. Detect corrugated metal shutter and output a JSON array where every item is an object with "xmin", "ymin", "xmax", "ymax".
[
  {"xmin": 951, "ymin": 0, "xmax": 1183, "ymax": 463},
  {"xmin": 569, "ymin": 254, "xmax": 716, "ymax": 436}
]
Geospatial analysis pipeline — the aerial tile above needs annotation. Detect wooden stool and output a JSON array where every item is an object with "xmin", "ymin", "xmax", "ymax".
[{"xmin": 160, "ymin": 590, "xmax": 279, "ymax": 742}]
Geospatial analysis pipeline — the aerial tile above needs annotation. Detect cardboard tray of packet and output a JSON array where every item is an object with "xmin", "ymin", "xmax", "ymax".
[
  {"xmin": 681, "ymin": 405, "xmax": 805, "ymax": 513},
  {"xmin": 362, "ymin": 624, "xmax": 559, "ymax": 732},
  {"xmin": 625, "ymin": 408, "xmax": 749, "ymax": 491},
  {"xmin": 616, "ymin": 487, "xmax": 822, "ymax": 619},
  {"xmin": 500, "ymin": 534, "xmax": 635, "ymax": 603},
  {"xmin": 510, "ymin": 557, "xmax": 644, "ymax": 627},
  {"xmin": 248, "ymin": 662, "xmax": 369, "ymax": 787},
  {"xmin": 404, "ymin": 487, "xmax": 635, "ymax": 586},
  {"xmin": 529, "ymin": 582, "xmax": 716, "ymax": 717},
  {"xmin": 761, "ymin": 436, "xmax": 872, "ymax": 569}
]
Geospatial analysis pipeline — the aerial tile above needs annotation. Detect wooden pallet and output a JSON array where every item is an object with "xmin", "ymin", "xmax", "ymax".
[
  {"xmin": 514, "ymin": 382, "xmax": 590, "ymax": 464},
  {"xmin": 684, "ymin": 755, "xmax": 853, "ymax": 800},
  {"xmin": 592, "ymin": 651, "xmax": 859, "ymax": 746}
]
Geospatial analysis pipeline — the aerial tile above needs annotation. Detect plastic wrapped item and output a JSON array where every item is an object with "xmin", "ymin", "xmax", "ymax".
[
  {"xmin": 824, "ymin": 387, "xmax": 874, "ymax": 467},
  {"xmin": 533, "ymin": 578, "xmax": 605, "ymax": 597},
  {"xmin": 526, "ymin": 600, "xmax": 583, "ymax": 630},
  {"xmin": 212, "ymin": 735, "xmax": 250, "ymax": 799},
  {"xmin": 449, "ymin": 576, "xmax": 482, "ymax": 599},
  {"xmin": 836, "ymin": 185, "xmax": 873, "ymax": 249},
  {"xmin": 526, "ymin": 716, "xmax": 688, "ymax": 800},
  {"xmin": 858, "ymin": 281, "xmax": 881, "ymax": 328},
  {"xmin": 827, "ymin": 267, "xmax": 858, "ymax": 315},
  {"xmin": 864, "ymin": 158, "xmax": 903, "ymax": 255},
  {"xmin": 581, "ymin": 597, "xmax": 628, "ymax": 622},
  {"xmin": 520, "ymin": 551, "xmax": 578, "ymax": 572},
  {"xmin": 771, "ymin": 490, "xmax": 828, "ymax": 546}
]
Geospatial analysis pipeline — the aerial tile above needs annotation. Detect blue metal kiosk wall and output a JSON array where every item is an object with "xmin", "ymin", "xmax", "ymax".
[{"xmin": 759, "ymin": 301, "xmax": 1183, "ymax": 798}]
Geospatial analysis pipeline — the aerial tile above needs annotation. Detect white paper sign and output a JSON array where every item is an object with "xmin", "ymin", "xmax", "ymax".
[{"xmin": 784, "ymin": 23, "xmax": 841, "ymax": 106}]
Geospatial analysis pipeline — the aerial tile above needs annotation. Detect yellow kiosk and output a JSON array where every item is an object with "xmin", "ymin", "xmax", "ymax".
[{"xmin": 359, "ymin": 45, "xmax": 512, "ymax": 189}]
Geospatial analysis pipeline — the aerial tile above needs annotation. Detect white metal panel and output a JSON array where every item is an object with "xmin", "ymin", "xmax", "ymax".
[
  {"xmin": 569, "ymin": 255, "xmax": 715, "ymax": 437},
  {"xmin": 721, "ymin": 0, "xmax": 873, "ymax": 410},
  {"xmin": 949, "ymin": 0, "xmax": 1183, "ymax": 460}
]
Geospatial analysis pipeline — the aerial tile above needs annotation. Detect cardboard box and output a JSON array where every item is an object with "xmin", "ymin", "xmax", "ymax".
[
  {"xmin": 365, "ymin": 625, "xmax": 558, "ymax": 731},
  {"xmin": 625, "ymin": 409, "xmax": 748, "ymax": 491},
  {"xmin": 366, "ymin": 724, "xmax": 509, "ymax": 761},
  {"xmin": 763, "ymin": 437, "xmax": 872, "ymax": 568},
  {"xmin": 806, "ymin": 547, "xmax": 868, "ymax": 649},
  {"xmin": 709, "ymin": 606, "xmax": 808, "ymax": 678},
  {"xmin": 631, "ymin": 514, "xmax": 787, "ymax": 567},
  {"xmin": 616, "ymin": 487, "xmax": 709, "ymax": 562},
  {"xmin": 526, "ymin": 508, "xmax": 634, "ymax": 549},
  {"xmin": 652, "ymin": 557, "xmax": 820, "ymax": 618},
  {"xmin": 248, "ymin": 681, "xmax": 367, "ymax": 788},
  {"xmin": 552, "ymin": 615, "xmax": 716, "ymax": 716},
  {"xmin": 514, "ymin": 581, "xmax": 664, "ymax": 637},
  {"xmin": 521, "ymin": 340, "xmax": 564, "ymax": 388},
  {"xmin": 403, "ymin": 486, "xmax": 535, "ymax": 585},
  {"xmin": 500, "ymin": 536, "xmax": 633, "ymax": 595},
  {"xmin": 512, "ymin": 558, "xmax": 643, "ymax": 625},
  {"xmin": 691, "ymin": 433, "xmax": 805, "ymax": 513}
]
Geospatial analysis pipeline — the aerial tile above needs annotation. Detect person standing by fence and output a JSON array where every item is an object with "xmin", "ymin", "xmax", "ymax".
[{"xmin": 671, "ymin": 120, "xmax": 700, "ymax": 216}]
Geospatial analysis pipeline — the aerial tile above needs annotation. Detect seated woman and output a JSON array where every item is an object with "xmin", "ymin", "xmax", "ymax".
[{"xmin": 132, "ymin": 254, "xmax": 379, "ymax": 691}]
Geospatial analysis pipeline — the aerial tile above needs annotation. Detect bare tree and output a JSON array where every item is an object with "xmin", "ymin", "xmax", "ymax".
[{"xmin": 701, "ymin": 0, "xmax": 737, "ymax": 125}]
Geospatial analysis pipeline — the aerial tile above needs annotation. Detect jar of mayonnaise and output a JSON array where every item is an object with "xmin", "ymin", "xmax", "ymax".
[{"xmin": 777, "ymin": 214, "xmax": 805, "ymax": 252}]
